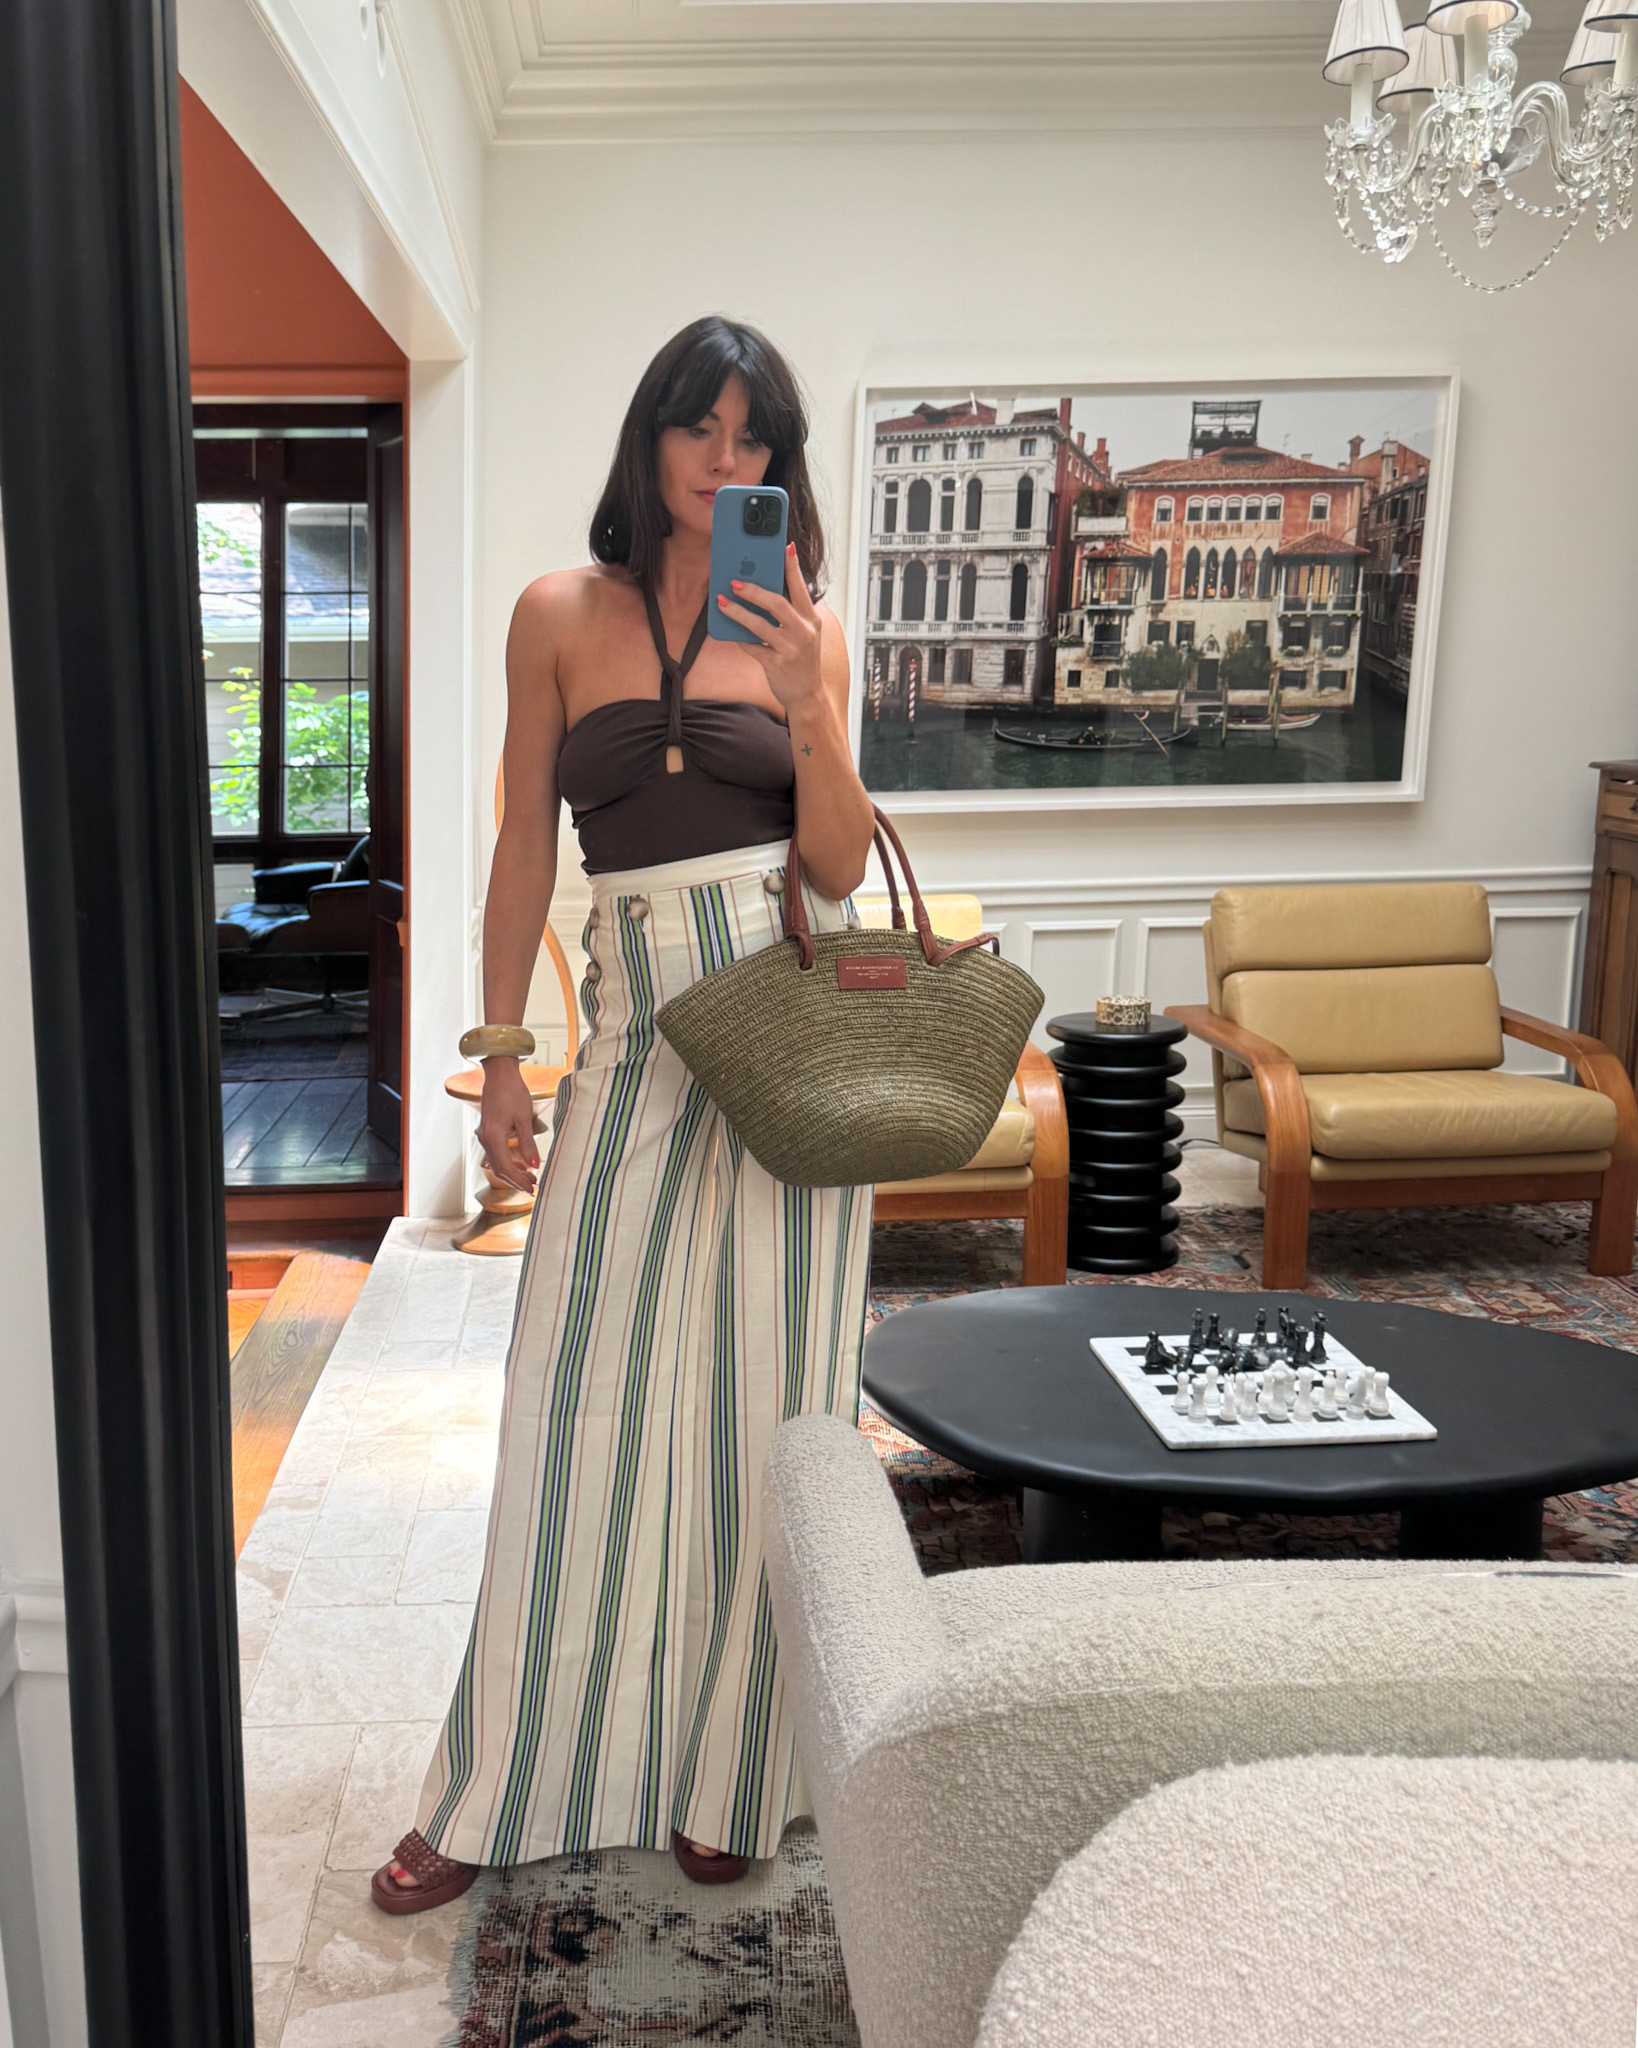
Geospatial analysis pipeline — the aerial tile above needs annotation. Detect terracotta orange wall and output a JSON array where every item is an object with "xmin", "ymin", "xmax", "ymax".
[{"xmin": 179, "ymin": 82, "xmax": 407, "ymax": 399}]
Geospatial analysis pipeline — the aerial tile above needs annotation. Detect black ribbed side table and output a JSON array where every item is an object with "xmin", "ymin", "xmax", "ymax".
[{"xmin": 1047, "ymin": 1014, "xmax": 1186, "ymax": 1274}]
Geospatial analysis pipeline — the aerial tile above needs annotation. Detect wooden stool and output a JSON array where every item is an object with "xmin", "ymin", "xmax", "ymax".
[
  {"xmin": 444, "ymin": 1056, "xmax": 570, "ymax": 1255},
  {"xmin": 445, "ymin": 762, "xmax": 582, "ymax": 1256}
]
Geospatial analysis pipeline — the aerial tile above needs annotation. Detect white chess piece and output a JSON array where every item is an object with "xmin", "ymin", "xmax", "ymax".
[
  {"xmin": 1346, "ymin": 1369, "xmax": 1369, "ymax": 1419},
  {"xmin": 1173, "ymin": 1369, "xmax": 1192, "ymax": 1416},
  {"xmin": 1265, "ymin": 1362, "xmax": 1292, "ymax": 1423},
  {"xmin": 1216, "ymin": 1369, "xmax": 1239, "ymax": 1423},
  {"xmin": 1293, "ymin": 1365, "xmax": 1314, "ymax": 1424},
  {"xmin": 1367, "ymin": 1369, "xmax": 1392, "ymax": 1419},
  {"xmin": 1189, "ymin": 1370, "xmax": 1211, "ymax": 1423},
  {"xmin": 1314, "ymin": 1369, "xmax": 1340, "ymax": 1421},
  {"xmin": 1237, "ymin": 1371, "xmax": 1259, "ymax": 1421}
]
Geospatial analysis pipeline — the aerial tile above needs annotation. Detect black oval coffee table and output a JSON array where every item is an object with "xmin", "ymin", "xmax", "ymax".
[{"xmin": 861, "ymin": 1285, "xmax": 1638, "ymax": 1562}]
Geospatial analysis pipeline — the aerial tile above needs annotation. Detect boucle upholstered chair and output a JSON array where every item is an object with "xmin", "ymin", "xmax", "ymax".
[
  {"xmin": 856, "ymin": 892, "xmax": 1068, "ymax": 1285},
  {"xmin": 975, "ymin": 1755, "xmax": 1638, "ymax": 2047},
  {"xmin": 762, "ymin": 1413, "xmax": 1638, "ymax": 2048},
  {"xmin": 1166, "ymin": 881, "xmax": 1638, "ymax": 1290}
]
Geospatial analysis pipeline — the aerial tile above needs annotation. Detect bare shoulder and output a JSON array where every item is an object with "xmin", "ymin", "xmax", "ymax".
[
  {"xmin": 814, "ymin": 597, "xmax": 851, "ymax": 689},
  {"xmin": 511, "ymin": 565, "xmax": 602, "ymax": 636}
]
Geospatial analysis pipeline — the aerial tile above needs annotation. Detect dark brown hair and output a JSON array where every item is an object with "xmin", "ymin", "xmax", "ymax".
[{"xmin": 590, "ymin": 316, "xmax": 826, "ymax": 596}]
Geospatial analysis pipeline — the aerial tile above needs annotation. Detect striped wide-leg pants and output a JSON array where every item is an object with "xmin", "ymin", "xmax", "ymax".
[{"xmin": 416, "ymin": 840, "xmax": 874, "ymax": 1866}]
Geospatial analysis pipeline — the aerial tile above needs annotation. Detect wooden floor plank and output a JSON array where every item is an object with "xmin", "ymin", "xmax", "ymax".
[
  {"xmin": 231, "ymin": 1248, "xmax": 371, "ymax": 1555},
  {"xmin": 227, "ymin": 1289, "xmax": 274, "ymax": 1358},
  {"xmin": 222, "ymin": 1080, "xmax": 304, "ymax": 1170},
  {"xmin": 244, "ymin": 1079, "xmax": 360, "ymax": 1173},
  {"xmin": 304, "ymin": 1081, "xmax": 371, "ymax": 1169},
  {"xmin": 220, "ymin": 1079, "xmax": 402, "ymax": 1192}
]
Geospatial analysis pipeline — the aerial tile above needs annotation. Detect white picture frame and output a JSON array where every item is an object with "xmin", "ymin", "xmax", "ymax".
[{"xmin": 844, "ymin": 371, "xmax": 1459, "ymax": 813}]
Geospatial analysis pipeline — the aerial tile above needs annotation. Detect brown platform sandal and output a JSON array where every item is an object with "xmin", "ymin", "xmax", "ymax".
[
  {"xmin": 671, "ymin": 1829, "xmax": 750, "ymax": 1885},
  {"xmin": 370, "ymin": 1829, "xmax": 479, "ymax": 1915}
]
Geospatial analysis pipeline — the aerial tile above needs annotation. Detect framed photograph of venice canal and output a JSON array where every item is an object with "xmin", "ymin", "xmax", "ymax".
[{"xmin": 847, "ymin": 374, "xmax": 1458, "ymax": 811}]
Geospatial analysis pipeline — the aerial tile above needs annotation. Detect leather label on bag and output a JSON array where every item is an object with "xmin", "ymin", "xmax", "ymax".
[{"xmin": 837, "ymin": 955, "xmax": 907, "ymax": 990}]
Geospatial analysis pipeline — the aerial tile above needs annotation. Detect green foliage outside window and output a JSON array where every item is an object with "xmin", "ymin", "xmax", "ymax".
[
  {"xmin": 1121, "ymin": 641, "xmax": 1195, "ymax": 695},
  {"xmin": 215, "ymin": 672, "xmax": 370, "ymax": 832}
]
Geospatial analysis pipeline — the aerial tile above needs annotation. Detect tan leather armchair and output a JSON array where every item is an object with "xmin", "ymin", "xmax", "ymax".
[
  {"xmin": 858, "ymin": 892, "xmax": 1069, "ymax": 1286},
  {"xmin": 1166, "ymin": 881, "xmax": 1638, "ymax": 1290}
]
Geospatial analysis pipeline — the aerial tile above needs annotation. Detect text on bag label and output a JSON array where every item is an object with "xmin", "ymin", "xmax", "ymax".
[{"xmin": 837, "ymin": 956, "xmax": 908, "ymax": 990}]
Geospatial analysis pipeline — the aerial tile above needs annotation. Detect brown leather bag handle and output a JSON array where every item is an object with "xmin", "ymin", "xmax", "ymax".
[{"xmin": 782, "ymin": 804, "xmax": 997, "ymax": 971}]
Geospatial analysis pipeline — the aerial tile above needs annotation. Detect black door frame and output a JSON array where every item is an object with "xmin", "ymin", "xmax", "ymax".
[{"xmin": 0, "ymin": 0, "xmax": 252, "ymax": 2042}]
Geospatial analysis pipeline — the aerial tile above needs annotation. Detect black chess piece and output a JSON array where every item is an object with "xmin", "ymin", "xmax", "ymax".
[
  {"xmin": 1190, "ymin": 1308, "xmax": 1206, "ymax": 1349},
  {"xmin": 1142, "ymin": 1330, "xmax": 1177, "ymax": 1373},
  {"xmin": 1206, "ymin": 1311, "xmax": 1223, "ymax": 1348},
  {"xmin": 1254, "ymin": 1309, "xmax": 1269, "ymax": 1340},
  {"xmin": 1309, "ymin": 1312, "xmax": 1329, "ymax": 1364}
]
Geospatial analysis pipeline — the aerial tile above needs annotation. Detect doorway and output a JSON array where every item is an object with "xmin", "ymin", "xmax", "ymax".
[{"xmin": 196, "ymin": 405, "xmax": 404, "ymax": 1198}]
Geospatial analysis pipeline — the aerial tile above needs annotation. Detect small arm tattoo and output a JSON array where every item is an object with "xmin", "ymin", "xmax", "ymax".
[{"xmin": 800, "ymin": 743, "xmax": 813, "ymax": 756}]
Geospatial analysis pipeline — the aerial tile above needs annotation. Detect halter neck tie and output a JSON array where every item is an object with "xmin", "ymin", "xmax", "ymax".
[{"xmin": 641, "ymin": 584, "xmax": 711, "ymax": 752}]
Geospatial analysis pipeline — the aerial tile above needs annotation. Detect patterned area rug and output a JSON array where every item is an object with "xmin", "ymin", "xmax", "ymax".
[
  {"xmin": 448, "ymin": 1822, "xmax": 854, "ymax": 2048},
  {"xmin": 447, "ymin": 1202, "xmax": 1638, "ymax": 2044}
]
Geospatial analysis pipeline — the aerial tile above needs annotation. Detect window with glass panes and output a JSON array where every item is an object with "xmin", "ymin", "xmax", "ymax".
[{"xmin": 194, "ymin": 426, "xmax": 373, "ymax": 857}]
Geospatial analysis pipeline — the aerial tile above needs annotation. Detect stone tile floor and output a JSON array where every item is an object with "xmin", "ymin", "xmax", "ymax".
[{"xmin": 240, "ymin": 1143, "xmax": 1257, "ymax": 2045}]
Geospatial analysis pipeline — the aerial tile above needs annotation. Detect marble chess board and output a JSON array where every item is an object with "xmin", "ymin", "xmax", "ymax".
[{"xmin": 1089, "ymin": 1331, "xmax": 1439, "ymax": 1451}]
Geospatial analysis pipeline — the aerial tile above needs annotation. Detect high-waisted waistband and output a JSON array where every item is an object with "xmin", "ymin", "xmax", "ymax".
[{"xmin": 588, "ymin": 839, "xmax": 795, "ymax": 901}]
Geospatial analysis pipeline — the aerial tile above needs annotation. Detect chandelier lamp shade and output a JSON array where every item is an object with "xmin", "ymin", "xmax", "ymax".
[
  {"xmin": 1562, "ymin": 6, "xmax": 1622, "ymax": 79},
  {"xmin": 1379, "ymin": 22, "xmax": 1463, "ymax": 101},
  {"xmin": 1323, "ymin": 0, "xmax": 1638, "ymax": 287}
]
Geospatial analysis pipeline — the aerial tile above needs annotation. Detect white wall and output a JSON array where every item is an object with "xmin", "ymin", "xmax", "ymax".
[
  {"xmin": 0, "ymin": 513, "xmax": 84, "ymax": 2048},
  {"xmin": 481, "ymin": 129, "xmax": 1636, "ymax": 1115}
]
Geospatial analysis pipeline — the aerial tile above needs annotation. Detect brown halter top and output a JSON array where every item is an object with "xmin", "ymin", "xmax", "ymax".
[{"xmin": 557, "ymin": 584, "xmax": 795, "ymax": 876}]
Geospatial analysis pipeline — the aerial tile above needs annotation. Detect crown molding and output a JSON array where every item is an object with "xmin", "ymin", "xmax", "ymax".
[
  {"xmin": 495, "ymin": 32, "xmax": 1333, "ymax": 142},
  {"xmin": 441, "ymin": 0, "xmax": 506, "ymax": 139}
]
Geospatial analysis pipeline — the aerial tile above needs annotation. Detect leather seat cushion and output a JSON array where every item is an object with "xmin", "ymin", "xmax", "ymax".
[
  {"xmin": 875, "ymin": 1165, "xmax": 1034, "ymax": 1196},
  {"xmin": 963, "ymin": 1095, "xmax": 1036, "ymax": 1170},
  {"xmin": 1221, "ymin": 964, "xmax": 1505, "ymax": 1074},
  {"xmin": 1223, "ymin": 1069, "xmax": 1618, "ymax": 1160}
]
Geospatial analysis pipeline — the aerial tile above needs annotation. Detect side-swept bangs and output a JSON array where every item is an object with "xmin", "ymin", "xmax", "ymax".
[{"xmin": 590, "ymin": 316, "xmax": 826, "ymax": 596}]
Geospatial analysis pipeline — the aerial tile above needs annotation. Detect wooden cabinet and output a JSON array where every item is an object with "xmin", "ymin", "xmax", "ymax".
[{"xmin": 1580, "ymin": 760, "xmax": 1638, "ymax": 1080}]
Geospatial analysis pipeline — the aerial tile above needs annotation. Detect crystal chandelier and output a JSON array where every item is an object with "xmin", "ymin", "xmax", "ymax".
[{"xmin": 1324, "ymin": 0, "xmax": 1638, "ymax": 288}]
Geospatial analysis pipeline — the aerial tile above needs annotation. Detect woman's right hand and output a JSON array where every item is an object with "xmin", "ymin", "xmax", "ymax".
[{"xmin": 475, "ymin": 1057, "xmax": 541, "ymax": 1194}]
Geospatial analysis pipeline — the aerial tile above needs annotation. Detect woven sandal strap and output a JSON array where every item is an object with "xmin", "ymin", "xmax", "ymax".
[{"xmin": 392, "ymin": 1830, "xmax": 466, "ymax": 1886}]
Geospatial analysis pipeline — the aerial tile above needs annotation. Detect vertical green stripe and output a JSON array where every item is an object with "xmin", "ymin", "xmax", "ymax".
[
  {"xmin": 669, "ymin": 1127, "xmax": 745, "ymax": 1834},
  {"xmin": 561, "ymin": 1078, "xmax": 713, "ymax": 1844}
]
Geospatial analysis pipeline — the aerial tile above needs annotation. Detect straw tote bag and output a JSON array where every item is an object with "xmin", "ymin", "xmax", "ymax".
[{"xmin": 654, "ymin": 806, "xmax": 1043, "ymax": 1188}]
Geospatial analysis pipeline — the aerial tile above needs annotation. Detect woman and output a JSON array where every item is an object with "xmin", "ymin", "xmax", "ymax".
[{"xmin": 371, "ymin": 316, "xmax": 877, "ymax": 1912}]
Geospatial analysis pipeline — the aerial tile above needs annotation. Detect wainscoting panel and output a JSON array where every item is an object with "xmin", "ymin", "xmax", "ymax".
[
  {"xmin": 1490, "ymin": 905, "xmax": 1584, "ymax": 1077},
  {"xmin": 1024, "ymin": 921, "xmax": 1121, "ymax": 1039},
  {"xmin": 1137, "ymin": 916, "xmax": 1214, "ymax": 1096}
]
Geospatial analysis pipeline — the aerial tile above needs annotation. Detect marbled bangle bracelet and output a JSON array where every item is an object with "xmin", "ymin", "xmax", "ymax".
[{"xmin": 458, "ymin": 1023, "xmax": 536, "ymax": 1062}]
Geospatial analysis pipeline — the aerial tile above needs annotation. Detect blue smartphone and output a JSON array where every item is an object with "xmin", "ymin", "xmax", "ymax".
[{"xmin": 708, "ymin": 484, "xmax": 789, "ymax": 642}]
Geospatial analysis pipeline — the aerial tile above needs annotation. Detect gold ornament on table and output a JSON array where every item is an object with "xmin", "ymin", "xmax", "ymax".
[{"xmin": 1096, "ymin": 995, "xmax": 1153, "ymax": 1032}]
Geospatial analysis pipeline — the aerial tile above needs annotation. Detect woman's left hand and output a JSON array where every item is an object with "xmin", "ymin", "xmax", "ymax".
[{"xmin": 715, "ymin": 543, "xmax": 825, "ymax": 713}]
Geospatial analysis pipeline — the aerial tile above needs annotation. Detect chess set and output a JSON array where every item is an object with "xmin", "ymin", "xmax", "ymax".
[{"xmin": 1089, "ymin": 1309, "xmax": 1438, "ymax": 1451}]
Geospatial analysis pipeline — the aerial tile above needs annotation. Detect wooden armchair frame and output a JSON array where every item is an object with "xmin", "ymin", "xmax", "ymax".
[
  {"xmin": 1166, "ymin": 1002, "xmax": 1638, "ymax": 1290},
  {"xmin": 871, "ymin": 1043, "xmax": 1071, "ymax": 1286}
]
